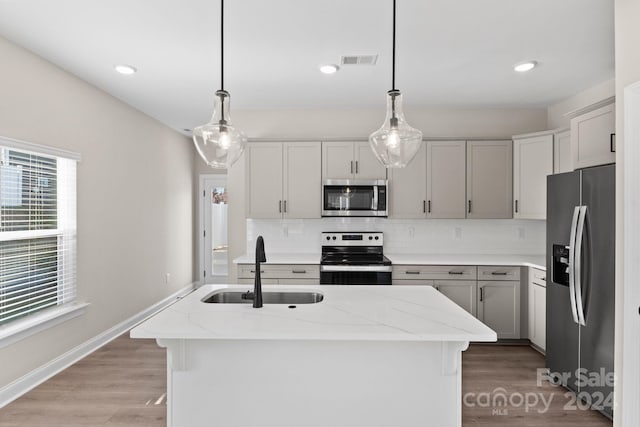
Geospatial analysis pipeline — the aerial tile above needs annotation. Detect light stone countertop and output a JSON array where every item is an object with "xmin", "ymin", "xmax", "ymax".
[
  {"xmin": 233, "ymin": 253, "xmax": 545, "ymax": 270},
  {"xmin": 130, "ymin": 284, "xmax": 497, "ymax": 342}
]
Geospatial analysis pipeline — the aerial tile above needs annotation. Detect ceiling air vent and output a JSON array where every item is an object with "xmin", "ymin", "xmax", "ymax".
[{"xmin": 341, "ymin": 55, "xmax": 378, "ymax": 66}]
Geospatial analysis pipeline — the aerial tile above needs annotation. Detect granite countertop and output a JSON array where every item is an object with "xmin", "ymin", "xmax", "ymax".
[{"xmin": 130, "ymin": 284, "xmax": 497, "ymax": 342}]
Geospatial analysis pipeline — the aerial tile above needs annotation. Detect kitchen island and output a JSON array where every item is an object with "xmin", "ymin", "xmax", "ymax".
[{"xmin": 130, "ymin": 284, "xmax": 496, "ymax": 427}]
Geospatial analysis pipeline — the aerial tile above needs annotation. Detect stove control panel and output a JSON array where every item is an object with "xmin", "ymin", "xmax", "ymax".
[{"xmin": 321, "ymin": 232, "xmax": 383, "ymax": 246}]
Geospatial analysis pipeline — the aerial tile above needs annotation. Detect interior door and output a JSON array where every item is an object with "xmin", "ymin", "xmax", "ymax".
[
  {"xmin": 578, "ymin": 165, "xmax": 615, "ymax": 417},
  {"xmin": 546, "ymin": 171, "xmax": 581, "ymax": 391}
]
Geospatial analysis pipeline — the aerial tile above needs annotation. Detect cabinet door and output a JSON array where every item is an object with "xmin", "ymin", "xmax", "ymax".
[
  {"xmin": 466, "ymin": 140, "xmax": 513, "ymax": 219},
  {"xmin": 354, "ymin": 141, "xmax": 387, "ymax": 179},
  {"xmin": 553, "ymin": 130, "xmax": 572, "ymax": 174},
  {"xmin": 427, "ymin": 140, "xmax": 466, "ymax": 218},
  {"xmin": 513, "ymin": 135, "xmax": 553, "ymax": 219},
  {"xmin": 571, "ymin": 103, "xmax": 615, "ymax": 169},
  {"xmin": 246, "ymin": 143, "xmax": 283, "ymax": 218},
  {"xmin": 322, "ymin": 141, "xmax": 354, "ymax": 179},
  {"xmin": 388, "ymin": 142, "xmax": 427, "ymax": 218},
  {"xmin": 283, "ymin": 142, "xmax": 321, "ymax": 218},
  {"xmin": 434, "ymin": 280, "xmax": 477, "ymax": 317},
  {"xmin": 528, "ymin": 282, "xmax": 546, "ymax": 350},
  {"xmin": 478, "ymin": 281, "xmax": 520, "ymax": 339}
]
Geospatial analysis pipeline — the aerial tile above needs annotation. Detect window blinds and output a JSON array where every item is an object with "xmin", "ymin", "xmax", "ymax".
[{"xmin": 0, "ymin": 144, "xmax": 77, "ymax": 326}]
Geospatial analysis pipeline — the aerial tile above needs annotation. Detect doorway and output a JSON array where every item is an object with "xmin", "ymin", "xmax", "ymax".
[{"xmin": 199, "ymin": 175, "xmax": 228, "ymax": 283}]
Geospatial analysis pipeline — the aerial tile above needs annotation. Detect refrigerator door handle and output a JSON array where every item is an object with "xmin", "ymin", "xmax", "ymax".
[
  {"xmin": 574, "ymin": 205, "xmax": 588, "ymax": 326},
  {"xmin": 568, "ymin": 206, "xmax": 581, "ymax": 325}
]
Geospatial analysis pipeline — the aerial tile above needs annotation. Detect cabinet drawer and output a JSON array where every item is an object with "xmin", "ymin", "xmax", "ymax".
[
  {"xmin": 237, "ymin": 264, "xmax": 319, "ymax": 280},
  {"xmin": 530, "ymin": 267, "xmax": 546, "ymax": 287},
  {"xmin": 392, "ymin": 265, "xmax": 477, "ymax": 280},
  {"xmin": 393, "ymin": 279, "xmax": 435, "ymax": 286},
  {"xmin": 478, "ymin": 266, "xmax": 520, "ymax": 281}
]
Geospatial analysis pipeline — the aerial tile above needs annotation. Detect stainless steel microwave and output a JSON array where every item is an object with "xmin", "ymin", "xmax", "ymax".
[{"xmin": 322, "ymin": 179, "xmax": 388, "ymax": 217}]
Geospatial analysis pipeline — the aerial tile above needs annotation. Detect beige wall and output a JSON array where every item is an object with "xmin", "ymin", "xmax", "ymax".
[
  {"xmin": 614, "ymin": 0, "xmax": 640, "ymax": 425},
  {"xmin": 547, "ymin": 79, "xmax": 615, "ymax": 129},
  {"xmin": 0, "ymin": 36, "xmax": 195, "ymax": 387},
  {"xmin": 219, "ymin": 107, "xmax": 547, "ymax": 282}
]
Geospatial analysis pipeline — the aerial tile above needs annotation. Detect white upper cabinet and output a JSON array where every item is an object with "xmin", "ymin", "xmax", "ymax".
[
  {"xmin": 322, "ymin": 141, "xmax": 386, "ymax": 180},
  {"xmin": 427, "ymin": 140, "xmax": 467, "ymax": 219},
  {"xmin": 553, "ymin": 130, "xmax": 572, "ymax": 174},
  {"xmin": 513, "ymin": 133, "xmax": 553, "ymax": 220},
  {"xmin": 570, "ymin": 101, "xmax": 615, "ymax": 169},
  {"xmin": 246, "ymin": 141, "xmax": 321, "ymax": 219},
  {"xmin": 283, "ymin": 142, "xmax": 322, "ymax": 218},
  {"xmin": 246, "ymin": 142, "xmax": 283, "ymax": 219},
  {"xmin": 388, "ymin": 142, "xmax": 427, "ymax": 218},
  {"xmin": 466, "ymin": 140, "xmax": 513, "ymax": 219}
]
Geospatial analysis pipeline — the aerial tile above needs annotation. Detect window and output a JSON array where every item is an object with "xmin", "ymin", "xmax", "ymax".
[{"xmin": 0, "ymin": 140, "xmax": 77, "ymax": 327}]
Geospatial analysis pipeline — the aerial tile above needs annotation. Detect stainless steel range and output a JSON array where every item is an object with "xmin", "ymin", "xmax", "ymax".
[{"xmin": 320, "ymin": 232, "xmax": 392, "ymax": 285}]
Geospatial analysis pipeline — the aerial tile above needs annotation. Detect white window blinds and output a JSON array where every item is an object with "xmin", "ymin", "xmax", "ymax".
[{"xmin": 0, "ymin": 141, "xmax": 77, "ymax": 326}]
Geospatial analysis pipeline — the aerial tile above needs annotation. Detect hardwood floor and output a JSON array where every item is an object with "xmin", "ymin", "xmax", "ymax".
[{"xmin": 0, "ymin": 336, "xmax": 612, "ymax": 426}]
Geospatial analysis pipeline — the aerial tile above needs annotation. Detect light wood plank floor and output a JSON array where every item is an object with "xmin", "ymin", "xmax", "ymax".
[{"xmin": 0, "ymin": 335, "xmax": 612, "ymax": 426}]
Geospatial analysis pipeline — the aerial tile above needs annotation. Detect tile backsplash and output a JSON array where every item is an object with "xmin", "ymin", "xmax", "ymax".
[{"xmin": 246, "ymin": 218, "xmax": 545, "ymax": 255}]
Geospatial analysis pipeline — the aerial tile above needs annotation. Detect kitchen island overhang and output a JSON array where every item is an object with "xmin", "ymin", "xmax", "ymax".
[{"xmin": 131, "ymin": 284, "xmax": 497, "ymax": 427}]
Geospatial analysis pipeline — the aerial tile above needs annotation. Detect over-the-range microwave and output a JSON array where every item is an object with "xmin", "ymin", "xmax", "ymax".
[{"xmin": 321, "ymin": 179, "xmax": 388, "ymax": 217}]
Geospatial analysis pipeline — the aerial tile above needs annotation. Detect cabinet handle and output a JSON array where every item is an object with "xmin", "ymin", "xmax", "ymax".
[
  {"xmin": 541, "ymin": 277, "xmax": 546, "ymax": 281},
  {"xmin": 428, "ymin": 200, "xmax": 431, "ymax": 213},
  {"xmin": 405, "ymin": 271, "xmax": 421, "ymax": 275},
  {"xmin": 423, "ymin": 200, "xmax": 426, "ymax": 213},
  {"xmin": 610, "ymin": 133, "xmax": 616, "ymax": 152},
  {"xmin": 480, "ymin": 287, "xmax": 484, "ymax": 302},
  {"xmin": 292, "ymin": 270, "xmax": 306, "ymax": 274},
  {"xmin": 515, "ymin": 200, "xmax": 518, "ymax": 213},
  {"xmin": 250, "ymin": 270, "xmax": 265, "ymax": 274},
  {"xmin": 284, "ymin": 200, "xmax": 287, "ymax": 213},
  {"xmin": 355, "ymin": 161, "xmax": 359, "ymax": 174},
  {"xmin": 491, "ymin": 271, "xmax": 508, "ymax": 276},
  {"xmin": 468, "ymin": 200, "xmax": 472, "ymax": 214},
  {"xmin": 350, "ymin": 161, "xmax": 354, "ymax": 174},
  {"xmin": 435, "ymin": 286, "xmax": 440, "ymax": 291},
  {"xmin": 279, "ymin": 200, "xmax": 282, "ymax": 213},
  {"xmin": 448, "ymin": 271, "xmax": 464, "ymax": 275}
]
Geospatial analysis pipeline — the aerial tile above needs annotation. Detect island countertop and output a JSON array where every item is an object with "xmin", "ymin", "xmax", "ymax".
[{"xmin": 130, "ymin": 284, "xmax": 497, "ymax": 343}]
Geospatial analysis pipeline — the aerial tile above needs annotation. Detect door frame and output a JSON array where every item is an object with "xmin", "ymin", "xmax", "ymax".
[
  {"xmin": 198, "ymin": 174, "xmax": 228, "ymax": 284},
  {"xmin": 620, "ymin": 81, "xmax": 640, "ymax": 425}
]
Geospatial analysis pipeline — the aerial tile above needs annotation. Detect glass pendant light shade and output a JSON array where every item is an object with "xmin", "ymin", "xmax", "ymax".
[
  {"xmin": 193, "ymin": 90, "xmax": 247, "ymax": 169},
  {"xmin": 369, "ymin": 89, "xmax": 423, "ymax": 168}
]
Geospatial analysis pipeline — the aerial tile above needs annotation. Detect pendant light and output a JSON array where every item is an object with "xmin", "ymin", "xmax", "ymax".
[
  {"xmin": 193, "ymin": 0, "xmax": 247, "ymax": 169},
  {"xmin": 369, "ymin": 0, "xmax": 422, "ymax": 168}
]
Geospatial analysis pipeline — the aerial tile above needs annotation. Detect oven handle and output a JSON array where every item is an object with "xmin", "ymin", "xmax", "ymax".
[{"xmin": 320, "ymin": 265, "xmax": 392, "ymax": 272}]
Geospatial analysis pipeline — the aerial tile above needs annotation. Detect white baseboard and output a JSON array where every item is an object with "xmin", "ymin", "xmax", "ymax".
[{"xmin": 0, "ymin": 283, "xmax": 195, "ymax": 408}]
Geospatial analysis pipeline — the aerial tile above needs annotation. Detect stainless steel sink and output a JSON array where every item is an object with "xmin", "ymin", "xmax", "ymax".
[{"xmin": 202, "ymin": 290, "xmax": 324, "ymax": 305}]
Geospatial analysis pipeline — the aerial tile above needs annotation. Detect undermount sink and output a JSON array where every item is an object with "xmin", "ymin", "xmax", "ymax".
[{"xmin": 202, "ymin": 290, "xmax": 324, "ymax": 305}]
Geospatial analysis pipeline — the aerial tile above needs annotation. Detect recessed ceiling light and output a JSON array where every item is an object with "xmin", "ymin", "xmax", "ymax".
[
  {"xmin": 514, "ymin": 61, "xmax": 537, "ymax": 73},
  {"xmin": 114, "ymin": 64, "xmax": 137, "ymax": 75},
  {"xmin": 319, "ymin": 64, "xmax": 339, "ymax": 74}
]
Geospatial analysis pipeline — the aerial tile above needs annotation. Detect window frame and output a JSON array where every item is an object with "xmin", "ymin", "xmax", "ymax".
[{"xmin": 0, "ymin": 136, "xmax": 85, "ymax": 348}]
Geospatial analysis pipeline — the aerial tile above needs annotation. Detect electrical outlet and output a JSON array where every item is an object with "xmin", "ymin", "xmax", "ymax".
[
  {"xmin": 408, "ymin": 226, "xmax": 415, "ymax": 238},
  {"xmin": 165, "ymin": 273, "xmax": 171, "ymax": 284},
  {"xmin": 454, "ymin": 227, "xmax": 462, "ymax": 240}
]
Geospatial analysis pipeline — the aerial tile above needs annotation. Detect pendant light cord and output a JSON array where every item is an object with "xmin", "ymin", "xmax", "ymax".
[
  {"xmin": 220, "ymin": 0, "xmax": 224, "ymax": 91},
  {"xmin": 392, "ymin": 0, "xmax": 396, "ymax": 91}
]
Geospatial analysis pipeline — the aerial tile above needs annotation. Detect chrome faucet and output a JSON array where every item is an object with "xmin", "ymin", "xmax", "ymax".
[{"xmin": 253, "ymin": 236, "xmax": 266, "ymax": 308}]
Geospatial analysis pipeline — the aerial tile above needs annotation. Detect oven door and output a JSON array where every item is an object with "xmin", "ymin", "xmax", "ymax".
[
  {"xmin": 322, "ymin": 179, "xmax": 387, "ymax": 217},
  {"xmin": 320, "ymin": 265, "xmax": 392, "ymax": 285}
]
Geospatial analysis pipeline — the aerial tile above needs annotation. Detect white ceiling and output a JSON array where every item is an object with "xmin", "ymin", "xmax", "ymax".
[{"xmin": 0, "ymin": 0, "xmax": 614, "ymax": 134}]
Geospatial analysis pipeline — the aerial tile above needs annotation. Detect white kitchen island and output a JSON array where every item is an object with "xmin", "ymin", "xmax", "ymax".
[{"xmin": 130, "ymin": 284, "xmax": 496, "ymax": 427}]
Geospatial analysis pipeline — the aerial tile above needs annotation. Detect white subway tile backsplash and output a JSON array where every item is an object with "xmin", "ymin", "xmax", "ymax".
[{"xmin": 246, "ymin": 218, "xmax": 545, "ymax": 256}]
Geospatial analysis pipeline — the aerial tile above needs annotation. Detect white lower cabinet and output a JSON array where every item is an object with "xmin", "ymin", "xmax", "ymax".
[
  {"xmin": 528, "ymin": 267, "xmax": 546, "ymax": 351},
  {"xmin": 237, "ymin": 264, "xmax": 319, "ymax": 285},
  {"xmin": 477, "ymin": 281, "xmax": 521, "ymax": 339},
  {"xmin": 434, "ymin": 280, "xmax": 477, "ymax": 316}
]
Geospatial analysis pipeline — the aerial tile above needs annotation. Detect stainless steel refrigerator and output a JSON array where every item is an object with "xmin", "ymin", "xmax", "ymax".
[{"xmin": 546, "ymin": 164, "xmax": 615, "ymax": 419}]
